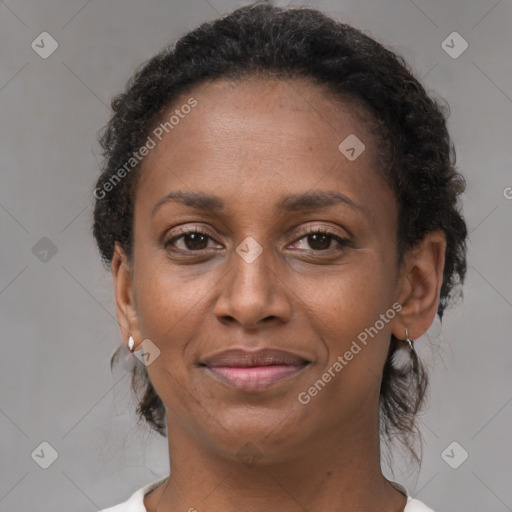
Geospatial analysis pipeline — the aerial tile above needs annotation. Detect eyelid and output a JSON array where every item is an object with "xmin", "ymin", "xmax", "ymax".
[
  {"xmin": 289, "ymin": 225, "xmax": 352, "ymax": 250},
  {"xmin": 293, "ymin": 224, "xmax": 349, "ymax": 240},
  {"xmin": 163, "ymin": 223, "xmax": 352, "ymax": 252},
  {"xmin": 163, "ymin": 225, "xmax": 221, "ymax": 247}
]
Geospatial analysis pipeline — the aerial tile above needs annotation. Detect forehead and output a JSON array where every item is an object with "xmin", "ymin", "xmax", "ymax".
[
  {"xmin": 136, "ymin": 77, "xmax": 392, "ymax": 219},
  {"xmin": 148, "ymin": 77, "xmax": 375, "ymax": 156}
]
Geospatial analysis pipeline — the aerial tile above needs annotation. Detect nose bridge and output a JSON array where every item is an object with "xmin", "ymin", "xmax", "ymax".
[
  {"xmin": 230, "ymin": 234, "xmax": 274, "ymax": 304},
  {"xmin": 214, "ymin": 233, "xmax": 291, "ymax": 328}
]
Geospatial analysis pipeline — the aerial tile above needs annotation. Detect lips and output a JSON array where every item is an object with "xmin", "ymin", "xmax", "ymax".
[
  {"xmin": 203, "ymin": 348, "xmax": 309, "ymax": 368},
  {"xmin": 201, "ymin": 348, "xmax": 310, "ymax": 392}
]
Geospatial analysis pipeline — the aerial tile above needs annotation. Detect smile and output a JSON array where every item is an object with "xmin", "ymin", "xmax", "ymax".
[
  {"xmin": 205, "ymin": 363, "xmax": 309, "ymax": 392},
  {"xmin": 200, "ymin": 348, "xmax": 311, "ymax": 392}
]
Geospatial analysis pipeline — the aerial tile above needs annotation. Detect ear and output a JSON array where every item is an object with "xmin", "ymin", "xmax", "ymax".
[
  {"xmin": 391, "ymin": 230, "xmax": 446, "ymax": 341},
  {"xmin": 112, "ymin": 242, "xmax": 142, "ymax": 351}
]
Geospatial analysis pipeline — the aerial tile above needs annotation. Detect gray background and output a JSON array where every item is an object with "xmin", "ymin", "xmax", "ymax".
[{"xmin": 1, "ymin": 0, "xmax": 511, "ymax": 511}]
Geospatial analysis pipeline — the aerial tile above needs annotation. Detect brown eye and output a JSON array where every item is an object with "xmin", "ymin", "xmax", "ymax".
[
  {"xmin": 164, "ymin": 230, "xmax": 221, "ymax": 252},
  {"xmin": 305, "ymin": 233, "xmax": 333, "ymax": 251},
  {"xmin": 289, "ymin": 227, "xmax": 350, "ymax": 252},
  {"xmin": 178, "ymin": 233, "xmax": 209, "ymax": 250}
]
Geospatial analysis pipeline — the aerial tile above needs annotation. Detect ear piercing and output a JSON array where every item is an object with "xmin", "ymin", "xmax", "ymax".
[
  {"xmin": 404, "ymin": 328, "xmax": 414, "ymax": 352},
  {"xmin": 129, "ymin": 332, "xmax": 415, "ymax": 354}
]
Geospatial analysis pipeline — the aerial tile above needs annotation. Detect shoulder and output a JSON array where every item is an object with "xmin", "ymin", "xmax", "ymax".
[
  {"xmin": 405, "ymin": 497, "xmax": 437, "ymax": 511},
  {"xmin": 97, "ymin": 476, "xmax": 168, "ymax": 512},
  {"xmin": 98, "ymin": 490, "xmax": 143, "ymax": 512},
  {"xmin": 388, "ymin": 479, "xmax": 436, "ymax": 512}
]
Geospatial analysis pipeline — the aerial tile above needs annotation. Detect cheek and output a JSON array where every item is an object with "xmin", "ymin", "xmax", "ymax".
[
  {"xmin": 292, "ymin": 267, "xmax": 396, "ymax": 431},
  {"xmin": 134, "ymin": 264, "xmax": 213, "ymax": 344},
  {"xmin": 131, "ymin": 266, "xmax": 213, "ymax": 414},
  {"xmin": 299, "ymin": 252, "xmax": 393, "ymax": 336},
  {"xmin": 295, "ymin": 253, "xmax": 396, "ymax": 397}
]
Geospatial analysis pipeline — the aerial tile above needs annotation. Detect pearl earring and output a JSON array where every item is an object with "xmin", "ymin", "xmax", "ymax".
[{"xmin": 128, "ymin": 336, "xmax": 135, "ymax": 352}]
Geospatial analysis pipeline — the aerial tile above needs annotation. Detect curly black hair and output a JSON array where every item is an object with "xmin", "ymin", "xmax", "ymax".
[{"xmin": 92, "ymin": 2, "xmax": 467, "ymax": 465}]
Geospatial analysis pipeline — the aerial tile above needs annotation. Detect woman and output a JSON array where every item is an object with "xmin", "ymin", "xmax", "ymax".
[{"xmin": 92, "ymin": 3, "xmax": 467, "ymax": 511}]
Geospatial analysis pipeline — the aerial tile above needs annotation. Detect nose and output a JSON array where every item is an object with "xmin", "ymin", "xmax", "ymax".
[{"xmin": 213, "ymin": 239, "xmax": 293, "ymax": 330}]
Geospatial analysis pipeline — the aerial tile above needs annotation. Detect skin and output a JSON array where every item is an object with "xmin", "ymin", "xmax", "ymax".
[{"xmin": 111, "ymin": 77, "xmax": 446, "ymax": 512}]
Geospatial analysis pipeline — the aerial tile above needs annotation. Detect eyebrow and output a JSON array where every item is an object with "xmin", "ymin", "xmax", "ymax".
[{"xmin": 151, "ymin": 189, "xmax": 371, "ymax": 219}]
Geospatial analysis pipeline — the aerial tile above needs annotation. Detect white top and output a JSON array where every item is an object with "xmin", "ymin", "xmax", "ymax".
[{"xmin": 99, "ymin": 476, "xmax": 435, "ymax": 511}]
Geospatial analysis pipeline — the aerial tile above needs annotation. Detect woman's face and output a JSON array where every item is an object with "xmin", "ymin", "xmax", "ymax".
[{"xmin": 114, "ymin": 78, "xmax": 427, "ymax": 461}]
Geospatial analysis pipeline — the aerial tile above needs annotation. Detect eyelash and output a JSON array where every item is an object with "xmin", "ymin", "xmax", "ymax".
[{"xmin": 163, "ymin": 225, "xmax": 351, "ymax": 254}]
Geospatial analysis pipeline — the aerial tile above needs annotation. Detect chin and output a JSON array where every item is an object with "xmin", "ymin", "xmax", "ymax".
[{"xmin": 200, "ymin": 405, "xmax": 307, "ymax": 460}]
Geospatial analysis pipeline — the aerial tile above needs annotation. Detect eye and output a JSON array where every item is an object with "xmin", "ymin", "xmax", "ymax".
[
  {"xmin": 163, "ymin": 226, "xmax": 351, "ymax": 255},
  {"xmin": 289, "ymin": 227, "xmax": 350, "ymax": 252},
  {"xmin": 164, "ymin": 228, "xmax": 222, "ymax": 252}
]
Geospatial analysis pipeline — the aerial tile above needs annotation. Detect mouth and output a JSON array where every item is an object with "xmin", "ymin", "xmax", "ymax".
[{"xmin": 200, "ymin": 348, "xmax": 311, "ymax": 392}]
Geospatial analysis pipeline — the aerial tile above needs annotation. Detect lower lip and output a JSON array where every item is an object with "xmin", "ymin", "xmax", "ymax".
[{"xmin": 206, "ymin": 364, "xmax": 307, "ymax": 392}]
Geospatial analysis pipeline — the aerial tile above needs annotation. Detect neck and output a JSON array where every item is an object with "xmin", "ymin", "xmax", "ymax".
[{"xmin": 144, "ymin": 417, "xmax": 407, "ymax": 512}]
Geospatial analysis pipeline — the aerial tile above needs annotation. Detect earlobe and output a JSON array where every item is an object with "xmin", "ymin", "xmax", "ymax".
[
  {"xmin": 112, "ymin": 242, "xmax": 141, "ymax": 349},
  {"xmin": 391, "ymin": 230, "xmax": 446, "ymax": 341}
]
